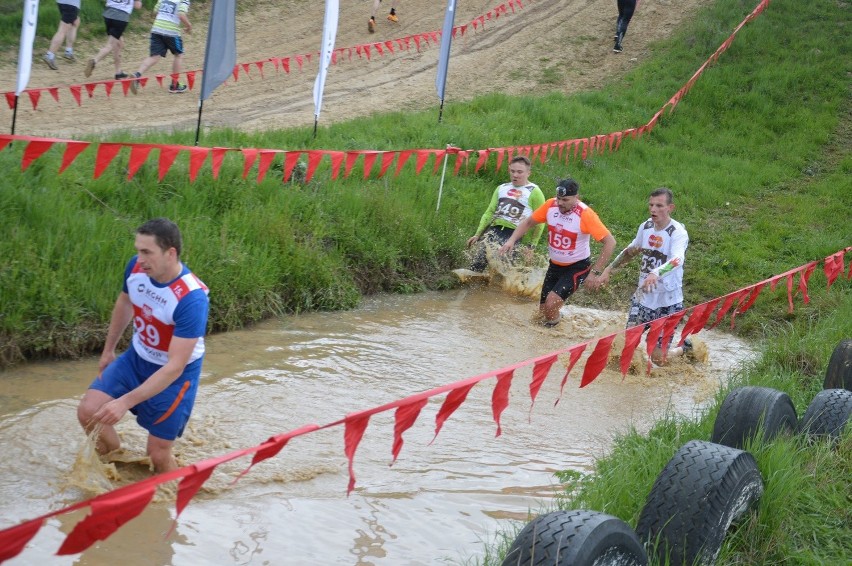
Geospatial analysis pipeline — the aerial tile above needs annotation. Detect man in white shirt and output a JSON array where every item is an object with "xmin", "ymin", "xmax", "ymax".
[{"xmin": 600, "ymin": 187, "xmax": 692, "ymax": 363}]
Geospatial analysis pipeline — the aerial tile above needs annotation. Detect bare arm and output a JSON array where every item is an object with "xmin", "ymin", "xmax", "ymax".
[
  {"xmin": 584, "ymin": 234, "xmax": 617, "ymax": 290},
  {"xmin": 98, "ymin": 292, "xmax": 134, "ymax": 374}
]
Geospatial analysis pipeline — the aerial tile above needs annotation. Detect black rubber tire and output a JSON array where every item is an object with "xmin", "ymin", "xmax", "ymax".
[
  {"xmin": 798, "ymin": 388, "xmax": 852, "ymax": 440},
  {"xmin": 711, "ymin": 386, "xmax": 797, "ymax": 449},
  {"xmin": 501, "ymin": 509, "xmax": 648, "ymax": 566},
  {"xmin": 636, "ymin": 440, "xmax": 763, "ymax": 566},
  {"xmin": 823, "ymin": 339, "xmax": 852, "ymax": 391}
]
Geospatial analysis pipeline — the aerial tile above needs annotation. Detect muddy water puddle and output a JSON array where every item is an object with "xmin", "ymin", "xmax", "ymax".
[{"xmin": 0, "ymin": 287, "xmax": 755, "ymax": 564}]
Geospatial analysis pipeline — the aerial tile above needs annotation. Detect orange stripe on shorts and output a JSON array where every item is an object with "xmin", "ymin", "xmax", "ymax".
[{"xmin": 153, "ymin": 380, "xmax": 190, "ymax": 425}]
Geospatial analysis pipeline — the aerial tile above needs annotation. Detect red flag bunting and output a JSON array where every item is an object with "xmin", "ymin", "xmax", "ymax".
[
  {"xmin": 344, "ymin": 414, "xmax": 371, "ymax": 495},
  {"xmin": 491, "ymin": 370, "xmax": 514, "ymax": 437},
  {"xmin": 158, "ymin": 145, "xmax": 180, "ymax": 181},
  {"xmin": 241, "ymin": 148, "xmax": 258, "ymax": 179},
  {"xmin": 362, "ymin": 152, "xmax": 378, "ymax": 179},
  {"xmin": 21, "ymin": 140, "xmax": 54, "ymax": 171},
  {"xmin": 529, "ymin": 355, "xmax": 557, "ymax": 413},
  {"xmin": 93, "ymin": 143, "xmax": 123, "ymax": 178},
  {"xmin": 234, "ymin": 424, "xmax": 320, "ymax": 482},
  {"xmin": 394, "ymin": 150, "xmax": 412, "ymax": 176},
  {"xmin": 59, "ymin": 141, "xmax": 91, "ymax": 173},
  {"xmin": 187, "ymin": 146, "xmax": 210, "ymax": 181},
  {"xmin": 126, "ymin": 144, "xmax": 153, "ymax": 180},
  {"xmin": 797, "ymin": 262, "xmax": 817, "ymax": 304},
  {"xmin": 0, "ymin": 519, "xmax": 43, "ymax": 562},
  {"xmin": 555, "ymin": 343, "xmax": 587, "ymax": 405},
  {"xmin": 431, "ymin": 382, "xmax": 477, "ymax": 444},
  {"xmin": 305, "ymin": 151, "xmax": 324, "ymax": 182},
  {"xmin": 620, "ymin": 325, "xmax": 645, "ymax": 377},
  {"xmin": 580, "ymin": 334, "xmax": 616, "ymax": 388},
  {"xmin": 211, "ymin": 147, "xmax": 228, "ymax": 179},
  {"xmin": 379, "ymin": 151, "xmax": 396, "ymax": 177},
  {"xmin": 391, "ymin": 399, "xmax": 428, "ymax": 464},
  {"xmin": 256, "ymin": 150, "xmax": 278, "ymax": 183},
  {"xmin": 57, "ymin": 483, "xmax": 156, "ymax": 555},
  {"xmin": 283, "ymin": 151, "xmax": 302, "ymax": 182}
]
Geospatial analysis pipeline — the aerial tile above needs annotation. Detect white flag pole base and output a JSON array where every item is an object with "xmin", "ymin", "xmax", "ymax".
[{"xmin": 437, "ymin": 143, "xmax": 452, "ymax": 212}]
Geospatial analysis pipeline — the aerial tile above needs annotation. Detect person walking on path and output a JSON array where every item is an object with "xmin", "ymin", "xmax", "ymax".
[
  {"xmin": 613, "ymin": 0, "xmax": 637, "ymax": 53},
  {"xmin": 500, "ymin": 179, "xmax": 616, "ymax": 327},
  {"xmin": 466, "ymin": 156, "xmax": 546, "ymax": 274},
  {"xmin": 85, "ymin": 0, "xmax": 144, "ymax": 80},
  {"xmin": 368, "ymin": 0, "xmax": 399, "ymax": 33},
  {"xmin": 42, "ymin": 0, "xmax": 81, "ymax": 70},
  {"xmin": 129, "ymin": 0, "xmax": 192, "ymax": 94},
  {"xmin": 77, "ymin": 218, "xmax": 209, "ymax": 473},
  {"xmin": 599, "ymin": 187, "xmax": 692, "ymax": 364}
]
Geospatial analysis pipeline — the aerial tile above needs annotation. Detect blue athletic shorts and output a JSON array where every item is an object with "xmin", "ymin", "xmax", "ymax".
[{"xmin": 89, "ymin": 347, "xmax": 201, "ymax": 441}]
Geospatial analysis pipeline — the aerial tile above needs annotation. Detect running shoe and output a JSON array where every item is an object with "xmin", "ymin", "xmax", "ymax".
[
  {"xmin": 368, "ymin": 17, "xmax": 376, "ymax": 33},
  {"xmin": 169, "ymin": 82, "xmax": 188, "ymax": 94},
  {"xmin": 115, "ymin": 72, "xmax": 129, "ymax": 80},
  {"xmin": 84, "ymin": 58, "xmax": 96, "ymax": 78},
  {"xmin": 42, "ymin": 54, "xmax": 58, "ymax": 70},
  {"xmin": 613, "ymin": 34, "xmax": 624, "ymax": 53},
  {"xmin": 130, "ymin": 71, "xmax": 142, "ymax": 95},
  {"xmin": 63, "ymin": 51, "xmax": 76, "ymax": 62}
]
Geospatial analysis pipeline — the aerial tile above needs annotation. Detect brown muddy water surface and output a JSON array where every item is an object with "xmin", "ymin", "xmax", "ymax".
[{"xmin": 0, "ymin": 287, "xmax": 754, "ymax": 565}]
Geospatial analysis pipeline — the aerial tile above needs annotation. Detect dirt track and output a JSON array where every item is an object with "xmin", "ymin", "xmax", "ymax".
[{"xmin": 1, "ymin": 0, "xmax": 710, "ymax": 139}]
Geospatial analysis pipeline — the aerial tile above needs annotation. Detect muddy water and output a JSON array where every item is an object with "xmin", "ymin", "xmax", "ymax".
[{"xmin": 0, "ymin": 287, "xmax": 754, "ymax": 565}]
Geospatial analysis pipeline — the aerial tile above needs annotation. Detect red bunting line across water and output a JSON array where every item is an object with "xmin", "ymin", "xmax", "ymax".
[{"xmin": 0, "ymin": 246, "xmax": 849, "ymax": 562}]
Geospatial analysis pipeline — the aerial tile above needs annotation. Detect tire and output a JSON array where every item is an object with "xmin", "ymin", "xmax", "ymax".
[
  {"xmin": 823, "ymin": 339, "xmax": 852, "ymax": 391},
  {"xmin": 798, "ymin": 388, "xmax": 852, "ymax": 440},
  {"xmin": 635, "ymin": 440, "xmax": 763, "ymax": 566},
  {"xmin": 711, "ymin": 386, "xmax": 797, "ymax": 449},
  {"xmin": 501, "ymin": 509, "xmax": 647, "ymax": 566}
]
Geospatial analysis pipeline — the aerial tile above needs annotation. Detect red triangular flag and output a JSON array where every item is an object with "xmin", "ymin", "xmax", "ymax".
[
  {"xmin": 391, "ymin": 399, "xmax": 428, "ymax": 464},
  {"xmin": 580, "ymin": 334, "xmax": 616, "ymax": 388},
  {"xmin": 491, "ymin": 370, "xmax": 514, "ymax": 437}
]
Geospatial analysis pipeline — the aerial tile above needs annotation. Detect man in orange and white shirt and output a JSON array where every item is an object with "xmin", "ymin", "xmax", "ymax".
[{"xmin": 500, "ymin": 178, "xmax": 616, "ymax": 326}]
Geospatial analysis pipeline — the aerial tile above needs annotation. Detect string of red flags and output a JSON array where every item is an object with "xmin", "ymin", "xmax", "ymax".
[
  {"xmin": 2, "ymin": 1, "xmax": 526, "ymax": 110},
  {"xmin": 0, "ymin": 0, "xmax": 772, "ymax": 185},
  {"xmin": 0, "ymin": 245, "xmax": 849, "ymax": 562}
]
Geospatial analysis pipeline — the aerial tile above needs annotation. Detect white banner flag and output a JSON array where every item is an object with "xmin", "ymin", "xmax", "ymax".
[
  {"xmin": 17, "ymin": 0, "xmax": 39, "ymax": 96},
  {"xmin": 313, "ymin": 0, "xmax": 340, "ymax": 120}
]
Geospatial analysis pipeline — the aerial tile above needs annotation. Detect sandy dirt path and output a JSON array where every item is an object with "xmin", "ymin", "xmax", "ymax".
[{"xmin": 1, "ymin": 0, "xmax": 710, "ymax": 140}]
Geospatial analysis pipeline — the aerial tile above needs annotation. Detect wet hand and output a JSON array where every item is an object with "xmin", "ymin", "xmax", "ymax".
[
  {"xmin": 498, "ymin": 242, "xmax": 513, "ymax": 256},
  {"xmin": 584, "ymin": 274, "xmax": 603, "ymax": 291},
  {"xmin": 466, "ymin": 235, "xmax": 479, "ymax": 248},
  {"xmin": 642, "ymin": 273, "xmax": 660, "ymax": 292},
  {"xmin": 92, "ymin": 398, "xmax": 130, "ymax": 426}
]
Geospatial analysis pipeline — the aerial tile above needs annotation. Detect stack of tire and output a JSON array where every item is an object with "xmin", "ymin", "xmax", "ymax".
[{"xmin": 500, "ymin": 339, "xmax": 851, "ymax": 565}]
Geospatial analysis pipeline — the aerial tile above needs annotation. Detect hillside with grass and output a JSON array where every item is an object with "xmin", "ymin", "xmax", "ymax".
[{"xmin": 0, "ymin": 0, "xmax": 849, "ymax": 371}]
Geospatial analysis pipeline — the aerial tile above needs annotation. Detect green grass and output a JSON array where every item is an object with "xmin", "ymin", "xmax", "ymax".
[
  {"xmin": 0, "ymin": 0, "xmax": 849, "ymax": 561},
  {"xmin": 473, "ymin": 291, "xmax": 852, "ymax": 566},
  {"xmin": 0, "ymin": 0, "xmax": 849, "ymax": 367}
]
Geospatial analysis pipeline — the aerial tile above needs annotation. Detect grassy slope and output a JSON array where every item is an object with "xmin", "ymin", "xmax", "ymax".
[{"xmin": 0, "ymin": 0, "xmax": 849, "ymax": 365}]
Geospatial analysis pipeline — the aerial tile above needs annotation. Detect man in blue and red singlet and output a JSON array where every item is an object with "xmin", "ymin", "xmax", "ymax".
[
  {"xmin": 500, "ymin": 178, "xmax": 616, "ymax": 327},
  {"xmin": 77, "ymin": 218, "xmax": 209, "ymax": 473}
]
